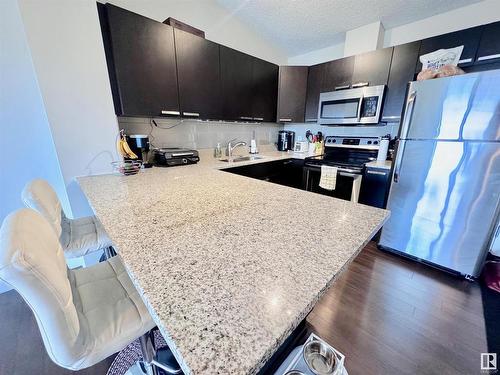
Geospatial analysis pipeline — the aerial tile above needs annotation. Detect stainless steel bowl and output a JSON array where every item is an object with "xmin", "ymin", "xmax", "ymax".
[
  {"xmin": 303, "ymin": 340, "xmax": 337, "ymax": 375},
  {"xmin": 284, "ymin": 371, "xmax": 306, "ymax": 375}
]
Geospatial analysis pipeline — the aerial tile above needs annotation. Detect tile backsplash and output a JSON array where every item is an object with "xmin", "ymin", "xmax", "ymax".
[
  {"xmin": 118, "ymin": 117, "xmax": 283, "ymax": 150},
  {"xmin": 118, "ymin": 117, "xmax": 400, "ymax": 152},
  {"xmin": 284, "ymin": 122, "xmax": 400, "ymax": 140}
]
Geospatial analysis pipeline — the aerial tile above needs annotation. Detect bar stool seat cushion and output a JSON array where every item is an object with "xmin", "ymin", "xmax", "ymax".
[
  {"xmin": 69, "ymin": 256, "xmax": 155, "ymax": 368},
  {"xmin": 0, "ymin": 209, "xmax": 155, "ymax": 370},
  {"xmin": 60, "ymin": 215, "xmax": 113, "ymax": 258},
  {"xmin": 22, "ymin": 179, "xmax": 113, "ymax": 258}
]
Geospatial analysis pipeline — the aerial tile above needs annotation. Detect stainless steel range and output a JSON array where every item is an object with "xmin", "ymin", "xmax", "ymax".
[{"xmin": 303, "ymin": 136, "xmax": 390, "ymax": 207}]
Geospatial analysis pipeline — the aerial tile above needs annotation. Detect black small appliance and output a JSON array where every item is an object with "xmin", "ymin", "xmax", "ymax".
[
  {"xmin": 153, "ymin": 148, "xmax": 200, "ymax": 167},
  {"xmin": 277, "ymin": 130, "xmax": 296, "ymax": 151},
  {"xmin": 127, "ymin": 135, "xmax": 152, "ymax": 168},
  {"xmin": 286, "ymin": 131, "xmax": 295, "ymax": 151},
  {"xmin": 277, "ymin": 130, "xmax": 288, "ymax": 151}
]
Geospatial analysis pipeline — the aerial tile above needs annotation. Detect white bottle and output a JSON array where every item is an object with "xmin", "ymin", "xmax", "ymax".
[
  {"xmin": 377, "ymin": 136, "xmax": 390, "ymax": 162},
  {"xmin": 250, "ymin": 130, "xmax": 258, "ymax": 154},
  {"xmin": 250, "ymin": 139, "xmax": 258, "ymax": 154}
]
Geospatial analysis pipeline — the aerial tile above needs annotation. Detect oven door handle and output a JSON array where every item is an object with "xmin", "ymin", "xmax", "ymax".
[{"xmin": 304, "ymin": 164, "xmax": 362, "ymax": 174}]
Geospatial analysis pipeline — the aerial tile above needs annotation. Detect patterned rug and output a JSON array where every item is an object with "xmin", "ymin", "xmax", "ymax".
[{"xmin": 106, "ymin": 330, "xmax": 168, "ymax": 375}]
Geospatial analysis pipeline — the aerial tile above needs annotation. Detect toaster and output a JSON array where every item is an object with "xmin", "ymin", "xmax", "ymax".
[{"xmin": 293, "ymin": 141, "xmax": 309, "ymax": 153}]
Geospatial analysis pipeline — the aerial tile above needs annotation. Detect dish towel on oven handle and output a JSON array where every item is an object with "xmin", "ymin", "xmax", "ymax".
[{"xmin": 319, "ymin": 165, "xmax": 337, "ymax": 191}]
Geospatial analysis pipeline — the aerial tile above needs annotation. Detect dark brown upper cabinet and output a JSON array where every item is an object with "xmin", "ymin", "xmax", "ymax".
[
  {"xmin": 101, "ymin": 4, "xmax": 179, "ymax": 117},
  {"xmin": 174, "ymin": 28, "xmax": 222, "ymax": 120},
  {"xmin": 322, "ymin": 56, "xmax": 354, "ymax": 91},
  {"xmin": 352, "ymin": 47, "xmax": 394, "ymax": 87},
  {"xmin": 220, "ymin": 46, "xmax": 255, "ymax": 121},
  {"xmin": 251, "ymin": 57, "xmax": 279, "ymax": 122},
  {"xmin": 220, "ymin": 46, "xmax": 278, "ymax": 122},
  {"xmin": 304, "ymin": 63, "xmax": 326, "ymax": 122},
  {"xmin": 476, "ymin": 22, "xmax": 500, "ymax": 65},
  {"xmin": 382, "ymin": 41, "xmax": 421, "ymax": 122},
  {"xmin": 415, "ymin": 26, "xmax": 483, "ymax": 72},
  {"xmin": 277, "ymin": 66, "xmax": 308, "ymax": 123}
]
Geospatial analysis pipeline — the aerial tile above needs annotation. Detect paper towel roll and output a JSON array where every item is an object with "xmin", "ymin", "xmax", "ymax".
[{"xmin": 377, "ymin": 139, "xmax": 389, "ymax": 161}]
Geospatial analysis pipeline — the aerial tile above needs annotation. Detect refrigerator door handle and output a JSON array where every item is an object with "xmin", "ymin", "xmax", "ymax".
[
  {"xmin": 393, "ymin": 140, "xmax": 406, "ymax": 183},
  {"xmin": 399, "ymin": 90, "xmax": 417, "ymax": 140},
  {"xmin": 393, "ymin": 91, "xmax": 417, "ymax": 183}
]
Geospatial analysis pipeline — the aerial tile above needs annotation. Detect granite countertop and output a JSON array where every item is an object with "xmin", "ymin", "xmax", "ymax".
[{"xmin": 78, "ymin": 151, "xmax": 389, "ymax": 375}]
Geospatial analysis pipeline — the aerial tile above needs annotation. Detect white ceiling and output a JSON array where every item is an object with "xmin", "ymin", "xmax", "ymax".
[{"xmin": 215, "ymin": 0, "xmax": 484, "ymax": 56}]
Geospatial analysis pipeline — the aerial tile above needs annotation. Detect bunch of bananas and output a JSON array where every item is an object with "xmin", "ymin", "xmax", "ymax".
[{"xmin": 117, "ymin": 131, "xmax": 138, "ymax": 159}]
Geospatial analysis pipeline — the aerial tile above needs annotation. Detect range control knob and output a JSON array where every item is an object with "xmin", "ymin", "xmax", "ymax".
[
  {"xmin": 374, "ymin": 140, "xmax": 379, "ymax": 145},
  {"xmin": 327, "ymin": 138, "xmax": 332, "ymax": 143},
  {"xmin": 332, "ymin": 139, "xmax": 337, "ymax": 143},
  {"xmin": 367, "ymin": 140, "xmax": 372, "ymax": 145}
]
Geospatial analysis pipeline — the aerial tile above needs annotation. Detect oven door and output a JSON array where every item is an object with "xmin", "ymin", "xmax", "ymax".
[
  {"xmin": 303, "ymin": 164, "xmax": 363, "ymax": 202},
  {"xmin": 318, "ymin": 85, "xmax": 385, "ymax": 125}
]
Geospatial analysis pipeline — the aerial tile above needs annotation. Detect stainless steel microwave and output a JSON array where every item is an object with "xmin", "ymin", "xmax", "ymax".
[{"xmin": 318, "ymin": 85, "xmax": 385, "ymax": 125}]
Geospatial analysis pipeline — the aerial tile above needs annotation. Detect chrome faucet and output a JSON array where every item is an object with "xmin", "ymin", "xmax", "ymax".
[{"xmin": 226, "ymin": 139, "xmax": 247, "ymax": 159}]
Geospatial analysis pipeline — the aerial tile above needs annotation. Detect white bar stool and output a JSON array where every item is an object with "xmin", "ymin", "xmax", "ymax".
[
  {"xmin": 0, "ymin": 208, "xmax": 181, "ymax": 374},
  {"xmin": 22, "ymin": 179, "xmax": 115, "ymax": 259}
]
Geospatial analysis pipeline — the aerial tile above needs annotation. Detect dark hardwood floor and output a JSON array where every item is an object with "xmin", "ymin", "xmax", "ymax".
[
  {"xmin": 307, "ymin": 242, "xmax": 494, "ymax": 375},
  {"xmin": 0, "ymin": 291, "xmax": 115, "ymax": 375},
  {"xmin": 0, "ymin": 242, "xmax": 495, "ymax": 375}
]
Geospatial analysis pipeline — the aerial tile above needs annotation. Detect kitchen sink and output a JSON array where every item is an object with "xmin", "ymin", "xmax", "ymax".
[{"xmin": 220, "ymin": 156, "xmax": 264, "ymax": 162}]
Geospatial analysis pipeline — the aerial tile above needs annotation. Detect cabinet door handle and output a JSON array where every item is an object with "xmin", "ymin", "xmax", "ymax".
[
  {"xmin": 477, "ymin": 53, "xmax": 500, "ymax": 62},
  {"xmin": 382, "ymin": 115, "xmax": 400, "ymax": 121},
  {"xmin": 305, "ymin": 118, "xmax": 317, "ymax": 122},
  {"xmin": 253, "ymin": 117, "xmax": 264, "ymax": 121},
  {"xmin": 240, "ymin": 116, "xmax": 253, "ymax": 120},
  {"xmin": 458, "ymin": 58, "xmax": 472, "ymax": 64},
  {"xmin": 161, "ymin": 110, "xmax": 180, "ymax": 116},
  {"xmin": 182, "ymin": 112, "xmax": 200, "ymax": 117},
  {"xmin": 279, "ymin": 118, "xmax": 292, "ymax": 122},
  {"xmin": 366, "ymin": 170, "xmax": 387, "ymax": 176},
  {"xmin": 352, "ymin": 82, "xmax": 369, "ymax": 88},
  {"xmin": 334, "ymin": 85, "xmax": 350, "ymax": 91}
]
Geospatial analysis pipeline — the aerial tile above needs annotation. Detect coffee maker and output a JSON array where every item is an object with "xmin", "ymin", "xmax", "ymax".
[
  {"xmin": 277, "ymin": 130, "xmax": 295, "ymax": 151},
  {"xmin": 126, "ymin": 134, "xmax": 152, "ymax": 168}
]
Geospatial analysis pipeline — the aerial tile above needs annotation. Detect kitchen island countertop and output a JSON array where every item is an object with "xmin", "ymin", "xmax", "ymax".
[{"xmin": 78, "ymin": 151, "xmax": 389, "ymax": 374}]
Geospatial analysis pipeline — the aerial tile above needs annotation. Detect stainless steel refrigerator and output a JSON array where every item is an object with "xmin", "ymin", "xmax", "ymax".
[{"xmin": 379, "ymin": 70, "xmax": 500, "ymax": 278}]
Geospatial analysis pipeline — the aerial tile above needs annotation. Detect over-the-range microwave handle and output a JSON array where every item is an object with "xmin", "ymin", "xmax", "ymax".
[
  {"xmin": 356, "ymin": 94, "xmax": 364, "ymax": 122},
  {"xmin": 393, "ymin": 90, "xmax": 417, "ymax": 183}
]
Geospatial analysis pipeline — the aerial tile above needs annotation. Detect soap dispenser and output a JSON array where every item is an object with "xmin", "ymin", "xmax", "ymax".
[{"xmin": 250, "ymin": 130, "xmax": 258, "ymax": 154}]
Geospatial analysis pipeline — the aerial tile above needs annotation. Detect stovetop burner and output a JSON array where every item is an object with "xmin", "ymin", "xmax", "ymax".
[{"xmin": 305, "ymin": 136, "xmax": 379, "ymax": 171}]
